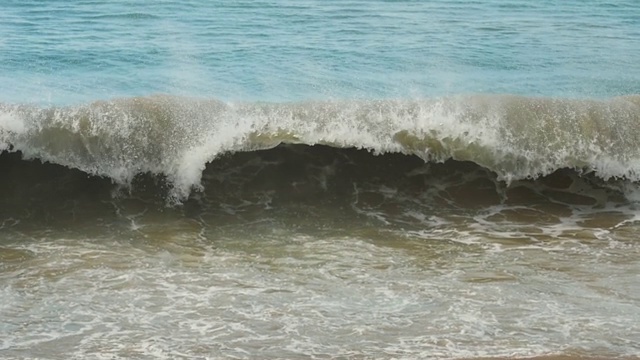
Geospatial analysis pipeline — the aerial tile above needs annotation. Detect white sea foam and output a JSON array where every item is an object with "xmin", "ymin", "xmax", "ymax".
[{"xmin": 2, "ymin": 232, "xmax": 639, "ymax": 359}]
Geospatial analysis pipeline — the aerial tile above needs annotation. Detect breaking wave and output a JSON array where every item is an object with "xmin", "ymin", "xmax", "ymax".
[{"xmin": 1, "ymin": 94, "xmax": 639, "ymax": 201}]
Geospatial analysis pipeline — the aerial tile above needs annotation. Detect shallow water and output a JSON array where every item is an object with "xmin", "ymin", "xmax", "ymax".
[
  {"xmin": 2, "ymin": 146, "xmax": 640, "ymax": 359},
  {"xmin": 1, "ymin": 0, "xmax": 640, "ymax": 359}
]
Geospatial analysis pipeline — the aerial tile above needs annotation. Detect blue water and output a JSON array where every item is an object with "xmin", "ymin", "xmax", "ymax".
[{"xmin": 1, "ymin": 0, "xmax": 639, "ymax": 105}]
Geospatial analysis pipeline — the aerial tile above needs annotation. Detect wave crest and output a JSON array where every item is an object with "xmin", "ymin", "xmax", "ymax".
[{"xmin": 1, "ymin": 94, "xmax": 639, "ymax": 201}]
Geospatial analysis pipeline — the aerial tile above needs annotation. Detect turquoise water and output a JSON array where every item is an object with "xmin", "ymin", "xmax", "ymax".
[
  {"xmin": 2, "ymin": 1, "xmax": 640, "ymax": 359},
  {"xmin": 1, "ymin": 0, "xmax": 639, "ymax": 104}
]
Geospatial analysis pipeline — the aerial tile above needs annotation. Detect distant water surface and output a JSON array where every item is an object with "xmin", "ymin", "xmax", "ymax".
[{"xmin": 0, "ymin": 0, "xmax": 639, "ymax": 103}]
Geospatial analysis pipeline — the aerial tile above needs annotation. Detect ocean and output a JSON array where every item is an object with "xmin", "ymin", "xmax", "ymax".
[{"xmin": 1, "ymin": 1, "xmax": 640, "ymax": 359}]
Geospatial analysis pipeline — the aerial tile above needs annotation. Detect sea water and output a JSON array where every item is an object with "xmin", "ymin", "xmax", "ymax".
[{"xmin": 1, "ymin": 1, "xmax": 640, "ymax": 359}]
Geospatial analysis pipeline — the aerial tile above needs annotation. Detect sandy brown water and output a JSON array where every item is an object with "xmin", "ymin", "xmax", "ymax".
[{"xmin": 1, "ymin": 145, "xmax": 639, "ymax": 359}]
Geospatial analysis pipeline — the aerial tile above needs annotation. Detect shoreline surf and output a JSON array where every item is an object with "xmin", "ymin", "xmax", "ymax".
[{"xmin": 1, "ymin": 94, "xmax": 639, "ymax": 202}]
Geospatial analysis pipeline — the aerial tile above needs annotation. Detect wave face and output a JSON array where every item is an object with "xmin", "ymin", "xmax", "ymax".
[
  {"xmin": 1, "ymin": 94, "xmax": 640, "ymax": 201},
  {"xmin": 0, "ymin": 143, "xmax": 633, "ymax": 234}
]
